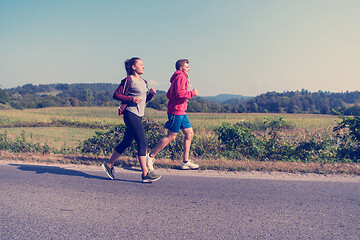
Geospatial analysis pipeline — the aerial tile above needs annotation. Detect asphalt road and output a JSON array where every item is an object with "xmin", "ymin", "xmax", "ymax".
[{"xmin": 1, "ymin": 162, "xmax": 359, "ymax": 240}]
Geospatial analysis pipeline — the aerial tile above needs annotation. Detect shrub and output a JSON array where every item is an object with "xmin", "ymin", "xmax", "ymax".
[
  {"xmin": 333, "ymin": 115, "xmax": 360, "ymax": 161},
  {"xmin": 78, "ymin": 117, "xmax": 185, "ymax": 159},
  {"xmin": 0, "ymin": 130, "xmax": 55, "ymax": 154},
  {"xmin": 79, "ymin": 124, "xmax": 127, "ymax": 156},
  {"xmin": 77, "ymin": 115, "xmax": 360, "ymax": 163},
  {"xmin": 214, "ymin": 122, "xmax": 262, "ymax": 158}
]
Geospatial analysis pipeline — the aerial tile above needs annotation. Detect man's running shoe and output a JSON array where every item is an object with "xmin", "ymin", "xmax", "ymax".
[
  {"xmin": 102, "ymin": 163, "xmax": 115, "ymax": 179},
  {"xmin": 181, "ymin": 160, "xmax": 199, "ymax": 170},
  {"xmin": 146, "ymin": 153, "xmax": 155, "ymax": 172},
  {"xmin": 141, "ymin": 171, "xmax": 161, "ymax": 183}
]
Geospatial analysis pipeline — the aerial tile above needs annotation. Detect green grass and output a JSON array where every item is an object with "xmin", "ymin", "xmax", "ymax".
[
  {"xmin": 1, "ymin": 107, "xmax": 358, "ymax": 174},
  {"xmin": 0, "ymin": 107, "xmax": 341, "ymax": 151},
  {"xmin": 0, "ymin": 107, "xmax": 340, "ymax": 129},
  {"xmin": 0, "ymin": 107, "xmax": 123, "ymax": 127},
  {"xmin": 1, "ymin": 127, "xmax": 97, "ymax": 149}
]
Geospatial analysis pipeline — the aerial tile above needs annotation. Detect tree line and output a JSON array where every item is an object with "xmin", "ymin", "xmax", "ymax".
[
  {"xmin": 150, "ymin": 89, "xmax": 360, "ymax": 115},
  {"xmin": 0, "ymin": 83, "xmax": 118, "ymax": 109},
  {"xmin": 1, "ymin": 83, "xmax": 359, "ymax": 115}
]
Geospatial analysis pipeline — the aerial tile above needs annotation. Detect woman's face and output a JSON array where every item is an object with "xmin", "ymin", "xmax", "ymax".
[{"xmin": 132, "ymin": 59, "xmax": 144, "ymax": 75}]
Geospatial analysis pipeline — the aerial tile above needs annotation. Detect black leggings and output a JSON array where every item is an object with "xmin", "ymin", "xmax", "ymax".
[{"xmin": 115, "ymin": 111, "xmax": 147, "ymax": 156}]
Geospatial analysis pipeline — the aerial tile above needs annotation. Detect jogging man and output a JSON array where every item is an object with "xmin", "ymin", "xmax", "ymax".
[{"xmin": 146, "ymin": 59, "xmax": 199, "ymax": 171}]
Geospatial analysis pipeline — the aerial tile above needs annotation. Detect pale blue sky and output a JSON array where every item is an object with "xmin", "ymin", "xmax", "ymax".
[{"xmin": 1, "ymin": 0, "xmax": 359, "ymax": 96}]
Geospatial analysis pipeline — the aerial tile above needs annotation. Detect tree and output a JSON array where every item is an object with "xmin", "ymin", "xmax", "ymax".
[
  {"xmin": 82, "ymin": 89, "xmax": 94, "ymax": 102},
  {"xmin": 0, "ymin": 89, "xmax": 10, "ymax": 104},
  {"xmin": 187, "ymin": 97, "xmax": 209, "ymax": 112},
  {"xmin": 69, "ymin": 97, "xmax": 80, "ymax": 107},
  {"xmin": 146, "ymin": 94, "xmax": 168, "ymax": 111},
  {"xmin": 344, "ymin": 105, "xmax": 360, "ymax": 116}
]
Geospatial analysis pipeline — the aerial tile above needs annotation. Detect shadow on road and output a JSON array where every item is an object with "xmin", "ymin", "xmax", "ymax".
[{"xmin": 10, "ymin": 164, "xmax": 141, "ymax": 184}]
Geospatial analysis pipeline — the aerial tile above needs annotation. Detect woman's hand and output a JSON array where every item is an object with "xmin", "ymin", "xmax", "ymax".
[
  {"xmin": 149, "ymin": 88, "xmax": 156, "ymax": 95},
  {"xmin": 133, "ymin": 97, "xmax": 143, "ymax": 104}
]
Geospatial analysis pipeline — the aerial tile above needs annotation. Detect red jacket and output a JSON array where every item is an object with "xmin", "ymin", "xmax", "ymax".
[{"xmin": 167, "ymin": 70, "xmax": 196, "ymax": 115}]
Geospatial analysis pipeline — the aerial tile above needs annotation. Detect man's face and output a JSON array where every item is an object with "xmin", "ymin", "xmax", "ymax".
[{"xmin": 180, "ymin": 63, "xmax": 190, "ymax": 75}]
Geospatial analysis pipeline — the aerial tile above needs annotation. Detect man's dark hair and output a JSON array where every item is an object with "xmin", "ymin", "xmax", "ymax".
[{"xmin": 175, "ymin": 59, "xmax": 189, "ymax": 70}]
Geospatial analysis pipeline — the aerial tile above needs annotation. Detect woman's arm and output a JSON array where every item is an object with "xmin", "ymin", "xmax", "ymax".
[{"xmin": 113, "ymin": 78, "xmax": 134, "ymax": 102}]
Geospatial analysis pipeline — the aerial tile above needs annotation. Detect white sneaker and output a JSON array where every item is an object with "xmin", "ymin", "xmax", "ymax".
[
  {"xmin": 181, "ymin": 160, "xmax": 199, "ymax": 170},
  {"xmin": 146, "ymin": 153, "xmax": 155, "ymax": 172}
]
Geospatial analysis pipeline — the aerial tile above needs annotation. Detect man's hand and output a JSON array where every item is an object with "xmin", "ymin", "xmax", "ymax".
[
  {"xmin": 193, "ymin": 88, "xmax": 199, "ymax": 96},
  {"xmin": 149, "ymin": 88, "xmax": 156, "ymax": 95}
]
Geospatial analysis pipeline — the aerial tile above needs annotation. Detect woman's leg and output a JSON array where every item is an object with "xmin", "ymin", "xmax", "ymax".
[
  {"xmin": 107, "ymin": 112, "xmax": 135, "ymax": 167},
  {"xmin": 126, "ymin": 112, "xmax": 149, "ymax": 175},
  {"xmin": 107, "ymin": 151, "xmax": 121, "ymax": 167},
  {"xmin": 138, "ymin": 155, "xmax": 148, "ymax": 176}
]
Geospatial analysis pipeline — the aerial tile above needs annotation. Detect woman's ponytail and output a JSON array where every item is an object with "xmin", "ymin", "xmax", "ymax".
[{"xmin": 125, "ymin": 57, "xmax": 140, "ymax": 76}]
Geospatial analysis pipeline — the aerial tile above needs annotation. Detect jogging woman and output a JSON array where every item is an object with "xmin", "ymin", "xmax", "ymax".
[{"xmin": 102, "ymin": 57, "xmax": 161, "ymax": 182}]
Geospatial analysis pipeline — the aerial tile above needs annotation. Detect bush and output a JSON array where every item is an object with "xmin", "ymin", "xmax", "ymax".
[
  {"xmin": 79, "ymin": 124, "xmax": 127, "ymax": 156},
  {"xmin": 214, "ymin": 122, "xmax": 262, "ymax": 158},
  {"xmin": 78, "ymin": 117, "xmax": 185, "ymax": 159},
  {"xmin": 78, "ymin": 117, "xmax": 221, "ymax": 160},
  {"xmin": 0, "ymin": 130, "xmax": 55, "ymax": 154},
  {"xmin": 333, "ymin": 115, "xmax": 360, "ymax": 161},
  {"xmin": 70, "ymin": 114, "xmax": 360, "ymax": 163}
]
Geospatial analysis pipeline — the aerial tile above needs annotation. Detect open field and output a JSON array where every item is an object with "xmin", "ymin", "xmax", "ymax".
[
  {"xmin": 0, "ymin": 106, "xmax": 340, "ymax": 129},
  {"xmin": 0, "ymin": 107, "xmax": 339, "ymax": 148},
  {"xmin": 0, "ymin": 107, "xmax": 121, "ymax": 128},
  {"xmin": 2, "ymin": 127, "xmax": 97, "ymax": 149},
  {"xmin": 1, "ymin": 107, "xmax": 358, "ymax": 175},
  {"xmin": 0, "ymin": 107, "xmax": 340, "ymax": 147}
]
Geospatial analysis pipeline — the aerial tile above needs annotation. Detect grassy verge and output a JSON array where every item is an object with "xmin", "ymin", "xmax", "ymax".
[
  {"xmin": 1, "ymin": 151, "xmax": 359, "ymax": 175},
  {"xmin": 1, "ymin": 107, "xmax": 359, "ymax": 175}
]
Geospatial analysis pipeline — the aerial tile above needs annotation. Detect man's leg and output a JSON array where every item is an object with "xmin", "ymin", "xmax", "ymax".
[
  {"xmin": 181, "ymin": 127, "xmax": 194, "ymax": 162},
  {"xmin": 180, "ymin": 127, "xmax": 199, "ymax": 170},
  {"xmin": 147, "ymin": 113, "xmax": 181, "ymax": 171},
  {"xmin": 149, "ymin": 130, "xmax": 177, "ymax": 157}
]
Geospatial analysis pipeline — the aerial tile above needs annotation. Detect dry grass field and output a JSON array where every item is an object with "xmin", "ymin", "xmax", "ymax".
[
  {"xmin": 0, "ymin": 107, "xmax": 340, "ymax": 147},
  {"xmin": 1, "ymin": 107, "xmax": 358, "ymax": 175}
]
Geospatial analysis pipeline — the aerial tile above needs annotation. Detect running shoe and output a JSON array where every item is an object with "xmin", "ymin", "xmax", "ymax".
[
  {"xmin": 181, "ymin": 160, "xmax": 199, "ymax": 170},
  {"xmin": 141, "ymin": 171, "xmax": 161, "ymax": 183},
  {"xmin": 102, "ymin": 163, "xmax": 115, "ymax": 179},
  {"xmin": 146, "ymin": 153, "xmax": 155, "ymax": 172}
]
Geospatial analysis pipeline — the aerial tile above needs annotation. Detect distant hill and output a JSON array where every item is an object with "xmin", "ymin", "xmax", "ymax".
[
  {"xmin": 200, "ymin": 94, "xmax": 253, "ymax": 104},
  {"xmin": 2, "ymin": 83, "xmax": 360, "ymax": 115}
]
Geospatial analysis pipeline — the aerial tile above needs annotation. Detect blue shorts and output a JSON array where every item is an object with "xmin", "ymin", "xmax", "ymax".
[{"xmin": 164, "ymin": 113, "xmax": 192, "ymax": 133}]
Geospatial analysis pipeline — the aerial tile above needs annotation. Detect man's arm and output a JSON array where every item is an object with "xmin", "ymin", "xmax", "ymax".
[{"xmin": 175, "ymin": 76, "xmax": 198, "ymax": 99}]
